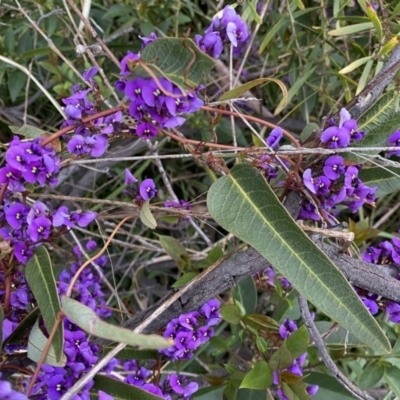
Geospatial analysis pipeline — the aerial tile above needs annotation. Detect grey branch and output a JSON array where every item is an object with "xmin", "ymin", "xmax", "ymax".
[{"xmin": 298, "ymin": 295, "xmax": 374, "ymax": 400}]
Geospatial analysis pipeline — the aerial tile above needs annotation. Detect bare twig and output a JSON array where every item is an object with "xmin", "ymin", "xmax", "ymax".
[{"xmin": 298, "ymin": 295, "xmax": 374, "ymax": 400}]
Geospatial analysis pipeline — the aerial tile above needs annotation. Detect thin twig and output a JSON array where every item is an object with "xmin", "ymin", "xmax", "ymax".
[{"xmin": 298, "ymin": 295, "xmax": 374, "ymax": 400}]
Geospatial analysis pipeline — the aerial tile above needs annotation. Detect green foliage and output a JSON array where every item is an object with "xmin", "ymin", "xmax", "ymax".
[
  {"xmin": 207, "ymin": 164, "xmax": 390, "ymax": 354},
  {"xmin": 25, "ymin": 246, "xmax": 64, "ymax": 363}
]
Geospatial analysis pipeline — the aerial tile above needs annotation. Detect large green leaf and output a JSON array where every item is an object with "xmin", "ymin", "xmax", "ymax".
[
  {"xmin": 25, "ymin": 246, "xmax": 64, "ymax": 362},
  {"xmin": 129, "ymin": 38, "xmax": 214, "ymax": 92},
  {"xmin": 92, "ymin": 375, "xmax": 164, "ymax": 399},
  {"xmin": 61, "ymin": 296, "xmax": 173, "ymax": 349},
  {"xmin": 207, "ymin": 164, "xmax": 390, "ymax": 354},
  {"xmin": 358, "ymin": 167, "xmax": 400, "ymax": 197},
  {"xmin": 233, "ymin": 276, "xmax": 257, "ymax": 315}
]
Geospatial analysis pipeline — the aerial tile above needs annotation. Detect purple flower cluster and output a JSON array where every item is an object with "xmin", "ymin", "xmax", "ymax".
[
  {"xmin": 0, "ymin": 136, "xmax": 60, "ymax": 192},
  {"xmin": 61, "ymin": 67, "xmax": 123, "ymax": 158},
  {"xmin": 274, "ymin": 319, "xmax": 318, "ymax": 399},
  {"xmin": 123, "ymin": 169, "xmax": 157, "ymax": 202},
  {"xmin": 160, "ymin": 299, "xmax": 221, "ymax": 361},
  {"xmin": 299, "ymin": 110, "xmax": 376, "ymax": 220},
  {"xmin": 321, "ymin": 108, "xmax": 364, "ymax": 149},
  {"xmin": 115, "ymin": 35, "xmax": 204, "ymax": 139},
  {"xmin": 122, "ymin": 360, "xmax": 198, "ymax": 399},
  {"xmin": 0, "ymin": 199, "xmax": 96, "ymax": 265},
  {"xmin": 263, "ymin": 266, "xmax": 292, "ymax": 290},
  {"xmin": 195, "ymin": 6, "xmax": 249, "ymax": 59}
]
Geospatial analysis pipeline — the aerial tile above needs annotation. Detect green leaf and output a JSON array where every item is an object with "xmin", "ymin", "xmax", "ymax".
[
  {"xmin": 9, "ymin": 124, "xmax": 47, "ymax": 139},
  {"xmin": 140, "ymin": 200, "xmax": 157, "ymax": 229},
  {"xmin": 282, "ymin": 382, "xmax": 309, "ymax": 400},
  {"xmin": 193, "ymin": 385, "xmax": 225, "ymax": 400},
  {"xmin": 240, "ymin": 360, "xmax": 273, "ymax": 389},
  {"xmin": 237, "ymin": 388, "xmax": 267, "ymax": 400},
  {"xmin": 102, "ymin": 345, "xmax": 159, "ymax": 360},
  {"xmin": 391, "ymin": 337, "xmax": 400, "ymax": 355},
  {"xmin": 287, "ymin": 325, "xmax": 309, "ymax": 358},
  {"xmin": 129, "ymin": 38, "xmax": 214, "ymax": 92},
  {"xmin": 356, "ymin": 92, "xmax": 400, "ymax": 150},
  {"xmin": 304, "ymin": 372, "xmax": 357, "ymax": 399},
  {"xmin": 233, "ymin": 276, "xmax": 257, "ymax": 314},
  {"xmin": 4, "ymin": 27, "xmax": 15, "ymax": 54},
  {"xmin": 358, "ymin": 167, "xmax": 400, "ymax": 198},
  {"xmin": 207, "ymin": 164, "xmax": 390, "ymax": 354},
  {"xmin": 25, "ymin": 247, "xmax": 64, "ymax": 363},
  {"xmin": 300, "ymin": 123, "xmax": 319, "ymax": 143},
  {"xmin": 92, "ymin": 374, "xmax": 164, "ymax": 399},
  {"xmin": 157, "ymin": 234, "xmax": 190, "ymax": 269},
  {"xmin": 220, "ymin": 304, "xmax": 243, "ymax": 325},
  {"xmin": 385, "ymin": 366, "xmax": 400, "ymax": 398},
  {"xmin": 247, "ymin": 0, "xmax": 263, "ymax": 23},
  {"xmin": 274, "ymin": 66, "xmax": 316, "ymax": 115},
  {"xmin": 27, "ymin": 319, "xmax": 67, "ymax": 366},
  {"xmin": 338, "ymin": 56, "xmax": 372, "ymax": 75},
  {"xmin": 61, "ymin": 296, "xmax": 173, "ymax": 349},
  {"xmin": 269, "ymin": 341, "xmax": 294, "ymax": 371},
  {"xmin": 172, "ymin": 272, "xmax": 198, "ymax": 287},
  {"xmin": 259, "ymin": 7, "xmax": 319, "ymax": 53},
  {"xmin": 356, "ymin": 59, "xmax": 374, "ymax": 94},
  {"xmin": 359, "ymin": 361, "xmax": 385, "ymax": 390},
  {"xmin": 8, "ymin": 70, "xmax": 27, "ymax": 103},
  {"xmin": 243, "ymin": 314, "xmax": 280, "ymax": 333},
  {"xmin": 219, "ymin": 78, "xmax": 288, "ymax": 108},
  {"xmin": 18, "ymin": 47, "xmax": 52, "ymax": 59},
  {"xmin": 4, "ymin": 307, "xmax": 40, "ymax": 345},
  {"xmin": 328, "ymin": 22, "xmax": 373, "ymax": 36},
  {"xmin": 366, "ymin": 2, "xmax": 383, "ymax": 41}
]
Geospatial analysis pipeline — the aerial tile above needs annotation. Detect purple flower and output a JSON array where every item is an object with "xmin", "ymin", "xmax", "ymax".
[
  {"xmin": 323, "ymin": 155, "xmax": 344, "ymax": 180},
  {"xmin": 14, "ymin": 242, "xmax": 34, "ymax": 264},
  {"xmin": 169, "ymin": 374, "xmax": 198, "ymax": 398},
  {"xmin": 199, "ymin": 299, "xmax": 221, "ymax": 325},
  {"xmin": 85, "ymin": 135, "xmax": 108, "ymax": 157},
  {"xmin": 178, "ymin": 311, "xmax": 200, "ymax": 330},
  {"xmin": 139, "ymin": 179, "xmax": 157, "ymax": 200},
  {"xmin": 136, "ymin": 122, "xmax": 158, "ymax": 139},
  {"xmin": 67, "ymin": 134, "xmax": 90, "ymax": 155},
  {"xmin": 139, "ymin": 32, "xmax": 157, "ymax": 49},
  {"xmin": 27, "ymin": 215, "xmax": 52, "ymax": 242},
  {"xmin": 362, "ymin": 246, "xmax": 381, "ymax": 263},
  {"xmin": 266, "ymin": 127, "xmax": 283, "ymax": 149},
  {"xmin": 142, "ymin": 78, "xmax": 172, "ymax": 108},
  {"xmin": 387, "ymin": 302, "xmax": 400, "ymax": 323},
  {"xmin": 5, "ymin": 202, "xmax": 29, "ymax": 229},
  {"xmin": 120, "ymin": 51, "xmax": 140, "ymax": 76},
  {"xmin": 98, "ymin": 391, "xmax": 114, "ymax": 400},
  {"xmin": 194, "ymin": 32, "xmax": 224, "ymax": 59},
  {"xmin": 83, "ymin": 66, "xmax": 98, "ymax": 83},
  {"xmin": 387, "ymin": 130, "xmax": 400, "ymax": 157},
  {"xmin": 307, "ymin": 385, "xmax": 319, "ymax": 396},
  {"xmin": 221, "ymin": 6, "xmax": 249, "ymax": 47},
  {"xmin": 361, "ymin": 297, "xmax": 379, "ymax": 315},
  {"xmin": 0, "ymin": 377, "xmax": 27, "ymax": 400},
  {"xmin": 321, "ymin": 126, "xmax": 350, "ymax": 148},
  {"xmin": 279, "ymin": 319, "xmax": 297, "ymax": 339},
  {"xmin": 124, "ymin": 169, "xmax": 138, "ymax": 186},
  {"xmin": 303, "ymin": 169, "xmax": 316, "ymax": 194}
]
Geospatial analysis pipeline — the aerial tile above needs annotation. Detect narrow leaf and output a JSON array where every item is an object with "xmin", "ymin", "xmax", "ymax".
[
  {"xmin": 385, "ymin": 366, "xmax": 400, "ymax": 398},
  {"xmin": 61, "ymin": 296, "xmax": 173, "ymax": 349},
  {"xmin": 243, "ymin": 314, "xmax": 280, "ymax": 333},
  {"xmin": 27, "ymin": 319, "xmax": 67, "ymax": 366},
  {"xmin": 207, "ymin": 164, "xmax": 390, "ymax": 354},
  {"xmin": 274, "ymin": 67, "xmax": 316, "ymax": 115},
  {"xmin": 328, "ymin": 22, "xmax": 373, "ymax": 36},
  {"xmin": 339, "ymin": 56, "xmax": 372, "ymax": 75},
  {"xmin": 25, "ymin": 246, "xmax": 64, "ymax": 362},
  {"xmin": 359, "ymin": 167, "xmax": 400, "ymax": 198},
  {"xmin": 157, "ymin": 234, "xmax": 190, "ymax": 269},
  {"xmin": 130, "ymin": 38, "xmax": 214, "ymax": 92},
  {"xmin": 366, "ymin": 2, "xmax": 383, "ymax": 41},
  {"xmin": 240, "ymin": 360, "xmax": 273, "ymax": 389},
  {"xmin": 102, "ymin": 346, "xmax": 159, "ymax": 360},
  {"xmin": 247, "ymin": 1, "xmax": 263, "ymax": 23},
  {"xmin": 219, "ymin": 78, "xmax": 287, "ymax": 108},
  {"xmin": 359, "ymin": 361, "xmax": 385, "ymax": 390},
  {"xmin": 92, "ymin": 374, "xmax": 164, "ymax": 400},
  {"xmin": 378, "ymin": 36, "xmax": 400, "ymax": 57},
  {"xmin": 140, "ymin": 200, "xmax": 157, "ymax": 229},
  {"xmin": 172, "ymin": 272, "xmax": 198, "ymax": 287},
  {"xmin": 356, "ymin": 59, "xmax": 374, "ymax": 94},
  {"xmin": 233, "ymin": 276, "xmax": 257, "ymax": 315}
]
